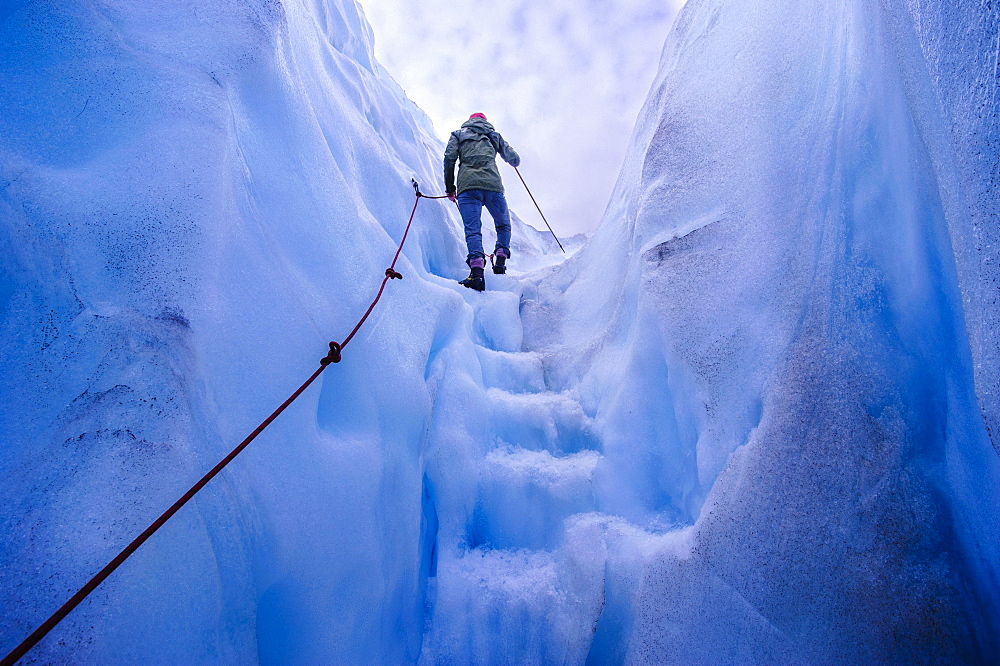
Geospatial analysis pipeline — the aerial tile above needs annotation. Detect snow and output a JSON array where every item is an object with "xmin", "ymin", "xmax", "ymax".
[{"xmin": 1, "ymin": 0, "xmax": 998, "ymax": 663}]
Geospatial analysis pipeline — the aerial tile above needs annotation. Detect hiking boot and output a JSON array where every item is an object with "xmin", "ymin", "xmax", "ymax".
[
  {"xmin": 493, "ymin": 254, "xmax": 506, "ymax": 274},
  {"xmin": 459, "ymin": 266, "xmax": 485, "ymax": 291}
]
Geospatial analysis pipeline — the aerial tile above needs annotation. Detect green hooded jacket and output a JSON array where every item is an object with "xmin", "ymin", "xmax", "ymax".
[{"xmin": 444, "ymin": 117, "xmax": 520, "ymax": 195}]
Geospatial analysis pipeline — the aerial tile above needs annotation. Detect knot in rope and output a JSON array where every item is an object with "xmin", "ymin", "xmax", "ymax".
[
  {"xmin": 0, "ymin": 177, "xmax": 457, "ymax": 666},
  {"xmin": 321, "ymin": 341, "xmax": 343, "ymax": 365}
]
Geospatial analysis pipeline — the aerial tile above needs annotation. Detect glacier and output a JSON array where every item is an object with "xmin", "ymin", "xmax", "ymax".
[{"xmin": 1, "ymin": 0, "xmax": 998, "ymax": 664}]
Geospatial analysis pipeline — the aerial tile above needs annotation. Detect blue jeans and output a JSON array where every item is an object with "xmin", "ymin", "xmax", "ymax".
[{"xmin": 457, "ymin": 189, "xmax": 511, "ymax": 264}]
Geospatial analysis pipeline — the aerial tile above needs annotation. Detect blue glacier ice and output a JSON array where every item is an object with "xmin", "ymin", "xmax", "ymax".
[{"xmin": 1, "ymin": 0, "xmax": 998, "ymax": 663}]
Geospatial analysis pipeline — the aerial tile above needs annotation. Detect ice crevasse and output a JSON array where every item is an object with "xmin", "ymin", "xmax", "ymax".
[{"xmin": 0, "ymin": 0, "xmax": 998, "ymax": 664}]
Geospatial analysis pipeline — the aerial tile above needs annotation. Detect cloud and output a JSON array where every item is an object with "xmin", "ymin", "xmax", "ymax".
[{"xmin": 358, "ymin": 0, "xmax": 684, "ymax": 235}]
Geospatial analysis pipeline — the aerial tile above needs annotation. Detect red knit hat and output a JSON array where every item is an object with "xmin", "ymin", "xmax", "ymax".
[{"xmin": 469, "ymin": 112, "xmax": 487, "ymax": 120}]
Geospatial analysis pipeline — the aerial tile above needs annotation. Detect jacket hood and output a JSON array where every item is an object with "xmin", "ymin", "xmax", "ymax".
[{"xmin": 461, "ymin": 117, "xmax": 495, "ymax": 133}]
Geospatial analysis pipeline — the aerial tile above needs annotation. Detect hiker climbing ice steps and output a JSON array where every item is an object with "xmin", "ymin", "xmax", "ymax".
[{"xmin": 444, "ymin": 112, "xmax": 520, "ymax": 291}]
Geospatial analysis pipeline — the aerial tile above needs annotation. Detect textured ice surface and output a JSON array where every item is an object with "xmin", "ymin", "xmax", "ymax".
[
  {"xmin": 0, "ymin": 0, "xmax": 471, "ymax": 661},
  {"xmin": 518, "ymin": 0, "xmax": 1000, "ymax": 661},
  {"xmin": 2, "ymin": 0, "xmax": 999, "ymax": 663}
]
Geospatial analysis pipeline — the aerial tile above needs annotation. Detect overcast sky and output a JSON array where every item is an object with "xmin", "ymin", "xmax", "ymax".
[{"xmin": 358, "ymin": 0, "xmax": 684, "ymax": 236}]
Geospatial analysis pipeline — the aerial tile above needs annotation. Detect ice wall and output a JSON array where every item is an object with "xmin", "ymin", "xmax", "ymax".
[
  {"xmin": 3, "ymin": 0, "xmax": 998, "ymax": 663},
  {"xmin": 0, "ymin": 0, "xmax": 528, "ymax": 662},
  {"xmin": 897, "ymin": 0, "xmax": 1000, "ymax": 455},
  {"xmin": 515, "ymin": 0, "xmax": 1000, "ymax": 660}
]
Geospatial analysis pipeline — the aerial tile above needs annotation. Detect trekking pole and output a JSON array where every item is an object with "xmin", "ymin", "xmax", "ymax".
[{"xmin": 514, "ymin": 166, "xmax": 565, "ymax": 254}]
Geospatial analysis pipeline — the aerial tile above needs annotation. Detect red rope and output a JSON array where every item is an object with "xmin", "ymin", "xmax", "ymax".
[
  {"xmin": 337, "ymin": 190, "xmax": 448, "ymax": 350},
  {"xmin": 2, "ymin": 181, "xmax": 449, "ymax": 666},
  {"xmin": 0, "ymin": 365, "xmax": 327, "ymax": 666}
]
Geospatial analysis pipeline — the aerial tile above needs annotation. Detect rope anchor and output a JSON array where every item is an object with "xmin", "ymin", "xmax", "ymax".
[{"xmin": 385, "ymin": 268, "xmax": 403, "ymax": 280}]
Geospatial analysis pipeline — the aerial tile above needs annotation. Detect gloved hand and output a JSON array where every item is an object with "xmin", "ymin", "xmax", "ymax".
[{"xmin": 447, "ymin": 191, "xmax": 457, "ymax": 203}]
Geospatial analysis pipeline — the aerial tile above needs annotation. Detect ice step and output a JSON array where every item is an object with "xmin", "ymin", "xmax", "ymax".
[
  {"xmin": 424, "ymin": 543, "xmax": 605, "ymax": 665},
  {"xmin": 467, "ymin": 447, "xmax": 601, "ymax": 551},
  {"xmin": 487, "ymin": 387, "xmax": 600, "ymax": 454},
  {"xmin": 474, "ymin": 346, "xmax": 546, "ymax": 394},
  {"xmin": 461, "ymin": 287, "xmax": 523, "ymax": 352}
]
